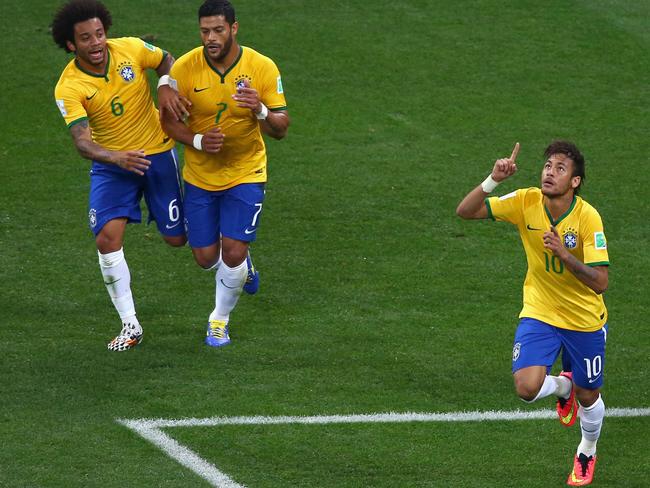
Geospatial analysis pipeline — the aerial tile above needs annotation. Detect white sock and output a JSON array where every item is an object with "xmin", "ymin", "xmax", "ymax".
[
  {"xmin": 524, "ymin": 375, "xmax": 571, "ymax": 403},
  {"xmin": 209, "ymin": 259, "xmax": 247, "ymax": 322},
  {"xmin": 98, "ymin": 248, "xmax": 138, "ymax": 325},
  {"xmin": 577, "ymin": 395, "xmax": 604, "ymax": 457}
]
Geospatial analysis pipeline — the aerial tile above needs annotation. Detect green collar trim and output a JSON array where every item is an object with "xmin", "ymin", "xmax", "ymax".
[
  {"xmin": 544, "ymin": 194, "xmax": 576, "ymax": 226},
  {"xmin": 74, "ymin": 48, "xmax": 111, "ymax": 81},
  {"xmin": 203, "ymin": 46, "xmax": 243, "ymax": 82}
]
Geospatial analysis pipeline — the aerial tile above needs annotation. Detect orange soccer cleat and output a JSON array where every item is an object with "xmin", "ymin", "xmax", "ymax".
[
  {"xmin": 567, "ymin": 453, "xmax": 597, "ymax": 486},
  {"xmin": 556, "ymin": 371, "xmax": 578, "ymax": 427}
]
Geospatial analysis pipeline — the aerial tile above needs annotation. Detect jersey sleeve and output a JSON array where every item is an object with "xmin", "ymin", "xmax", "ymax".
[
  {"xmin": 485, "ymin": 188, "xmax": 524, "ymax": 225},
  {"xmin": 581, "ymin": 208, "xmax": 609, "ymax": 266},
  {"xmin": 54, "ymin": 82, "xmax": 87, "ymax": 128},
  {"xmin": 257, "ymin": 56, "xmax": 287, "ymax": 110}
]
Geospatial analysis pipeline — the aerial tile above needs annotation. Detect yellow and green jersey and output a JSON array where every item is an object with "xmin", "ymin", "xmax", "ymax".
[
  {"xmin": 54, "ymin": 37, "xmax": 174, "ymax": 155},
  {"xmin": 170, "ymin": 45, "xmax": 287, "ymax": 191},
  {"xmin": 486, "ymin": 187, "xmax": 609, "ymax": 331}
]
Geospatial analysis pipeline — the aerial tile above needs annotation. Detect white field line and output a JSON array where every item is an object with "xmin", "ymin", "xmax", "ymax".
[{"xmin": 117, "ymin": 407, "xmax": 650, "ymax": 488}]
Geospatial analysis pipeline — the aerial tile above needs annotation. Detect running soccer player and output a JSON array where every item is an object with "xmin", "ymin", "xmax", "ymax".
[
  {"xmin": 160, "ymin": 0, "xmax": 289, "ymax": 347},
  {"xmin": 52, "ymin": 0, "xmax": 190, "ymax": 351},
  {"xmin": 456, "ymin": 141, "xmax": 609, "ymax": 486}
]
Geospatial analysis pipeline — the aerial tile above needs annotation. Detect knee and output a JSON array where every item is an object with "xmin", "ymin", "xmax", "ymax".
[
  {"xmin": 95, "ymin": 233, "xmax": 122, "ymax": 254},
  {"xmin": 514, "ymin": 376, "xmax": 541, "ymax": 402},
  {"xmin": 221, "ymin": 246, "xmax": 247, "ymax": 268},
  {"xmin": 163, "ymin": 235, "xmax": 187, "ymax": 247}
]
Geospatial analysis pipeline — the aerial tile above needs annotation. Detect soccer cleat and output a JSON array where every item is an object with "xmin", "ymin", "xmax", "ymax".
[
  {"xmin": 205, "ymin": 319, "xmax": 231, "ymax": 347},
  {"xmin": 567, "ymin": 453, "xmax": 597, "ymax": 486},
  {"xmin": 243, "ymin": 251, "xmax": 259, "ymax": 295},
  {"xmin": 107, "ymin": 322, "xmax": 143, "ymax": 351},
  {"xmin": 557, "ymin": 371, "xmax": 578, "ymax": 427}
]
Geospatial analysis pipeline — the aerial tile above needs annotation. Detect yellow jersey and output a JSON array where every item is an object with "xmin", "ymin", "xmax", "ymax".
[
  {"xmin": 486, "ymin": 187, "xmax": 609, "ymax": 331},
  {"xmin": 54, "ymin": 37, "xmax": 174, "ymax": 155},
  {"xmin": 170, "ymin": 45, "xmax": 287, "ymax": 191}
]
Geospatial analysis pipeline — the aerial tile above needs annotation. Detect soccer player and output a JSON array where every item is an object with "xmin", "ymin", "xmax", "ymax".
[
  {"xmin": 52, "ymin": 0, "xmax": 190, "ymax": 351},
  {"xmin": 456, "ymin": 141, "xmax": 609, "ymax": 486},
  {"xmin": 160, "ymin": 0, "xmax": 289, "ymax": 347}
]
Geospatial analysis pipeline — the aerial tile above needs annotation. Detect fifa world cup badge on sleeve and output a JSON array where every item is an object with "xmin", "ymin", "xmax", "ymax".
[
  {"xmin": 56, "ymin": 99, "xmax": 67, "ymax": 117},
  {"xmin": 594, "ymin": 232, "xmax": 607, "ymax": 250}
]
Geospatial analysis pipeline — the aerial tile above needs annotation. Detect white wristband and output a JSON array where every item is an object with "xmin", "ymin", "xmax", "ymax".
[
  {"xmin": 192, "ymin": 134, "xmax": 203, "ymax": 151},
  {"xmin": 157, "ymin": 74, "xmax": 170, "ymax": 88},
  {"xmin": 256, "ymin": 103, "xmax": 269, "ymax": 120},
  {"xmin": 481, "ymin": 174, "xmax": 500, "ymax": 193}
]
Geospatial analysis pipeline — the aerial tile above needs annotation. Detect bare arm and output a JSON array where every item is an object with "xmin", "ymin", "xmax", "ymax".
[
  {"xmin": 69, "ymin": 120, "xmax": 151, "ymax": 175},
  {"xmin": 456, "ymin": 142, "xmax": 520, "ymax": 219},
  {"xmin": 543, "ymin": 226, "xmax": 609, "ymax": 294},
  {"xmin": 160, "ymin": 110, "xmax": 224, "ymax": 154},
  {"xmin": 155, "ymin": 53, "xmax": 191, "ymax": 121}
]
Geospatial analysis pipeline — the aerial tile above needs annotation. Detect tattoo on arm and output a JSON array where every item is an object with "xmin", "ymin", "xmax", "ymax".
[{"xmin": 70, "ymin": 120, "xmax": 114, "ymax": 163}]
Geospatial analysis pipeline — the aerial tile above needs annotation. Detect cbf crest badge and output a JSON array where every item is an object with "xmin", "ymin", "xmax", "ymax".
[
  {"xmin": 563, "ymin": 227, "xmax": 578, "ymax": 249},
  {"xmin": 235, "ymin": 74, "xmax": 251, "ymax": 90},
  {"xmin": 89, "ymin": 208, "xmax": 97, "ymax": 228},
  {"xmin": 117, "ymin": 61, "xmax": 135, "ymax": 82},
  {"xmin": 512, "ymin": 342, "xmax": 521, "ymax": 362}
]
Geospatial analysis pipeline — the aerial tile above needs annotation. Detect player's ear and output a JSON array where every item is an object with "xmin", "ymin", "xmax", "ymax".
[
  {"xmin": 66, "ymin": 40, "xmax": 76, "ymax": 53},
  {"xmin": 231, "ymin": 21, "xmax": 239, "ymax": 36},
  {"xmin": 571, "ymin": 176, "xmax": 581, "ymax": 190}
]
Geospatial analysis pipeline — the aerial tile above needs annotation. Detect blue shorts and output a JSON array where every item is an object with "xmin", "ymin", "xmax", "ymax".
[
  {"xmin": 183, "ymin": 182, "xmax": 265, "ymax": 248},
  {"xmin": 512, "ymin": 317, "xmax": 608, "ymax": 390},
  {"xmin": 88, "ymin": 149, "xmax": 184, "ymax": 237}
]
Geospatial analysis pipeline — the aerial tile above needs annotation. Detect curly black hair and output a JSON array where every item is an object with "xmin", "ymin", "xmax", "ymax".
[
  {"xmin": 544, "ymin": 140, "xmax": 586, "ymax": 194},
  {"xmin": 199, "ymin": 0, "xmax": 236, "ymax": 25},
  {"xmin": 52, "ymin": 0, "xmax": 112, "ymax": 52}
]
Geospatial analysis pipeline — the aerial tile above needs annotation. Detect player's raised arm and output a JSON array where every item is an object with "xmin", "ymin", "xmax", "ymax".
[{"xmin": 456, "ymin": 143, "xmax": 519, "ymax": 219}]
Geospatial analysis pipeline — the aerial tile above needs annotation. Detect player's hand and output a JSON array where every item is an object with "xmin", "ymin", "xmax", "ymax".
[
  {"xmin": 543, "ymin": 225, "xmax": 568, "ymax": 258},
  {"xmin": 114, "ymin": 150, "xmax": 151, "ymax": 176},
  {"xmin": 202, "ymin": 127, "xmax": 225, "ymax": 153},
  {"xmin": 231, "ymin": 79, "xmax": 262, "ymax": 114},
  {"xmin": 158, "ymin": 85, "xmax": 191, "ymax": 122},
  {"xmin": 491, "ymin": 142, "xmax": 519, "ymax": 182}
]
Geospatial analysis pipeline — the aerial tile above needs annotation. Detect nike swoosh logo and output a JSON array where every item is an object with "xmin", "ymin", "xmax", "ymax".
[
  {"xmin": 104, "ymin": 278, "xmax": 121, "ymax": 285},
  {"xmin": 219, "ymin": 279, "xmax": 239, "ymax": 289},
  {"xmin": 86, "ymin": 92, "xmax": 98, "ymax": 100},
  {"xmin": 166, "ymin": 222, "xmax": 181, "ymax": 229},
  {"xmin": 244, "ymin": 228, "xmax": 256, "ymax": 235},
  {"xmin": 588, "ymin": 375, "xmax": 601, "ymax": 384},
  {"xmin": 526, "ymin": 224, "xmax": 542, "ymax": 231},
  {"xmin": 193, "ymin": 87, "xmax": 209, "ymax": 92}
]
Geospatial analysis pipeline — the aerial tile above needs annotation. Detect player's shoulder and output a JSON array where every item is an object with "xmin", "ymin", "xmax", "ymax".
[
  {"xmin": 54, "ymin": 59, "xmax": 83, "ymax": 94},
  {"xmin": 175, "ymin": 46, "xmax": 205, "ymax": 68},
  {"xmin": 575, "ymin": 196, "xmax": 603, "ymax": 221},
  {"xmin": 241, "ymin": 46, "xmax": 277, "ymax": 68}
]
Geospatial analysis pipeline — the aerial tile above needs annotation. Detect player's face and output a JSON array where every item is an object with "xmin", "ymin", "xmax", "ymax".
[
  {"xmin": 541, "ymin": 154, "xmax": 581, "ymax": 197},
  {"xmin": 68, "ymin": 18, "xmax": 107, "ymax": 71},
  {"xmin": 200, "ymin": 16, "xmax": 238, "ymax": 63}
]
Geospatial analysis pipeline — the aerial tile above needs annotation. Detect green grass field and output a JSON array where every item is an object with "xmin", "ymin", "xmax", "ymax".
[{"xmin": 1, "ymin": 1, "xmax": 649, "ymax": 486}]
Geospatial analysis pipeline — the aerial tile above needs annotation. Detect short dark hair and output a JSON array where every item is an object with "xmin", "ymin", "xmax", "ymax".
[
  {"xmin": 52, "ymin": 0, "xmax": 112, "ymax": 52},
  {"xmin": 544, "ymin": 140, "xmax": 585, "ymax": 194},
  {"xmin": 199, "ymin": 0, "xmax": 236, "ymax": 25}
]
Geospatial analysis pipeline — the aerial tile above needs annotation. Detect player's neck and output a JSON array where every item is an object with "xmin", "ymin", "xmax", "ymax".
[
  {"xmin": 544, "ymin": 192, "xmax": 575, "ymax": 221},
  {"xmin": 76, "ymin": 56, "xmax": 107, "ymax": 75},
  {"xmin": 209, "ymin": 43, "xmax": 240, "ymax": 73}
]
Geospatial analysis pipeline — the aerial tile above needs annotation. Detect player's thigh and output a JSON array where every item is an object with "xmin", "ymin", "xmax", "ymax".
[
  {"xmin": 88, "ymin": 162, "xmax": 143, "ymax": 236},
  {"xmin": 142, "ymin": 149, "xmax": 184, "ymax": 238},
  {"xmin": 220, "ymin": 183, "xmax": 265, "ymax": 243},
  {"xmin": 559, "ymin": 324, "xmax": 608, "ymax": 390},
  {"xmin": 183, "ymin": 181, "xmax": 221, "ymax": 249},
  {"xmin": 512, "ymin": 317, "xmax": 563, "ymax": 374}
]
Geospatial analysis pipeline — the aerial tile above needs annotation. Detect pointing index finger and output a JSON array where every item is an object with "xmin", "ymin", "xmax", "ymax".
[{"xmin": 510, "ymin": 142, "xmax": 520, "ymax": 162}]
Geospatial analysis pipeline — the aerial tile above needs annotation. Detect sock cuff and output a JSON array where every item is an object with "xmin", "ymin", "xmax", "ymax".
[
  {"xmin": 98, "ymin": 247, "xmax": 125, "ymax": 268},
  {"xmin": 581, "ymin": 394, "xmax": 604, "ymax": 411},
  {"xmin": 221, "ymin": 259, "xmax": 248, "ymax": 273}
]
